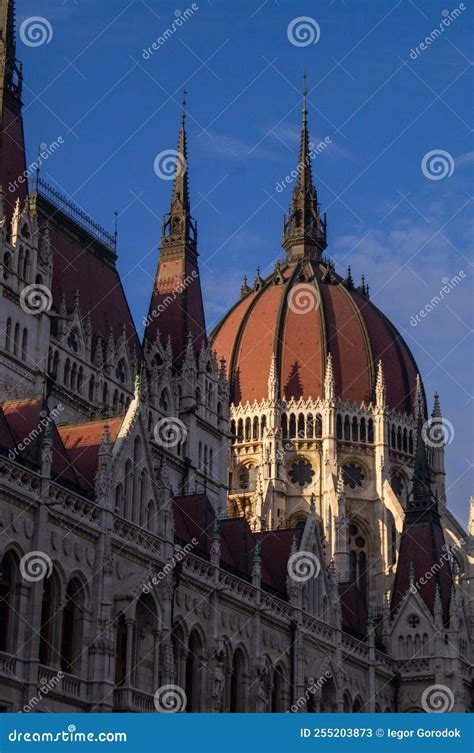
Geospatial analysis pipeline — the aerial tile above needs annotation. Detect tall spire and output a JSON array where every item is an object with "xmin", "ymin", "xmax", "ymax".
[
  {"xmin": 161, "ymin": 98, "xmax": 196, "ymax": 253},
  {"xmin": 0, "ymin": 0, "xmax": 20, "ymax": 98},
  {"xmin": 145, "ymin": 99, "xmax": 206, "ymax": 368},
  {"xmin": 282, "ymin": 73, "xmax": 327, "ymax": 262},
  {"xmin": 0, "ymin": 0, "xmax": 27, "ymax": 215}
]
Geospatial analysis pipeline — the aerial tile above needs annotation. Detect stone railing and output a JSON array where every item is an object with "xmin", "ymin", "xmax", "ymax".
[
  {"xmin": 49, "ymin": 483, "xmax": 102, "ymax": 527},
  {"xmin": 113, "ymin": 687, "xmax": 155, "ymax": 712},
  {"xmin": 113, "ymin": 517, "xmax": 161, "ymax": 555},
  {"xmin": 0, "ymin": 651, "xmax": 17, "ymax": 677},
  {"xmin": 0, "ymin": 458, "xmax": 41, "ymax": 498}
]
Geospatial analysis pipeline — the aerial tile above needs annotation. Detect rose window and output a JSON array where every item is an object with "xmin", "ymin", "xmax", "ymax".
[
  {"xmin": 342, "ymin": 463, "xmax": 365, "ymax": 489},
  {"xmin": 289, "ymin": 459, "xmax": 314, "ymax": 487}
]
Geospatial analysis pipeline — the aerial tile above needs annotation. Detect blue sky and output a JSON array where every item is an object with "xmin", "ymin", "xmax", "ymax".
[{"xmin": 17, "ymin": 0, "xmax": 473, "ymax": 521}]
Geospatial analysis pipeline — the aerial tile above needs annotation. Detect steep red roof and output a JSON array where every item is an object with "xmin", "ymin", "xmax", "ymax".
[
  {"xmin": 1, "ymin": 396, "xmax": 81, "ymax": 488},
  {"xmin": 338, "ymin": 581, "xmax": 368, "ymax": 638},
  {"xmin": 37, "ymin": 214, "xmax": 140, "ymax": 351},
  {"xmin": 58, "ymin": 416, "xmax": 124, "ymax": 491},
  {"xmin": 172, "ymin": 494, "xmax": 301, "ymax": 595},
  {"xmin": 211, "ymin": 259, "xmax": 421, "ymax": 413},
  {"xmin": 391, "ymin": 517, "xmax": 452, "ymax": 624},
  {"xmin": 144, "ymin": 253, "xmax": 205, "ymax": 368}
]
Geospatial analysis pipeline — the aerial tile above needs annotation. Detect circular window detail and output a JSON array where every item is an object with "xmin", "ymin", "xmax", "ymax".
[
  {"xmin": 407, "ymin": 613, "xmax": 420, "ymax": 629},
  {"xmin": 355, "ymin": 536, "xmax": 365, "ymax": 548},
  {"xmin": 289, "ymin": 459, "xmax": 314, "ymax": 487},
  {"xmin": 342, "ymin": 463, "xmax": 365, "ymax": 489}
]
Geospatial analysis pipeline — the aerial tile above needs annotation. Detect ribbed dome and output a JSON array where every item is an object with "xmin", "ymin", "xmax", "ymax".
[
  {"xmin": 211, "ymin": 85, "xmax": 421, "ymax": 414},
  {"xmin": 211, "ymin": 258, "xmax": 420, "ymax": 413}
]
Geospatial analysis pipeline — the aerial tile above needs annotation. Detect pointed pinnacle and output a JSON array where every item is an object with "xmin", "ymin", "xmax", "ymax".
[{"xmin": 432, "ymin": 391, "xmax": 442, "ymax": 418}]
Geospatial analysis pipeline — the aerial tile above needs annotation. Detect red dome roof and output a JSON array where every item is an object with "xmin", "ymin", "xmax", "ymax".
[{"xmin": 211, "ymin": 259, "xmax": 420, "ymax": 413}]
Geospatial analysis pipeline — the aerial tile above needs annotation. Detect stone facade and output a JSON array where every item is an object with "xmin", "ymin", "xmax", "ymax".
[{"xmin": 0, "ymin": 0, "xmax": 472, "ymax": 716}]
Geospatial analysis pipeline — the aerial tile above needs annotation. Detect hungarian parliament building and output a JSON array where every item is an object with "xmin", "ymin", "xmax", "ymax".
[{"xmin": 0, "ymin": 0, "xmax": 472, "ymax": 714}]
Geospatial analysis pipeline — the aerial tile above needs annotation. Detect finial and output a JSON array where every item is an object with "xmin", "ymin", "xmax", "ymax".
[
  {"xmin": 432, "ymin": 391, "xmax": 442, "ymax": 419},
  {"xmin": 302, "ymin": 71, "xmax": 308, "ymax": 119},
  {"xmin": 181, "ymin": 88, "xmax": 188, "ymax": 124}
]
